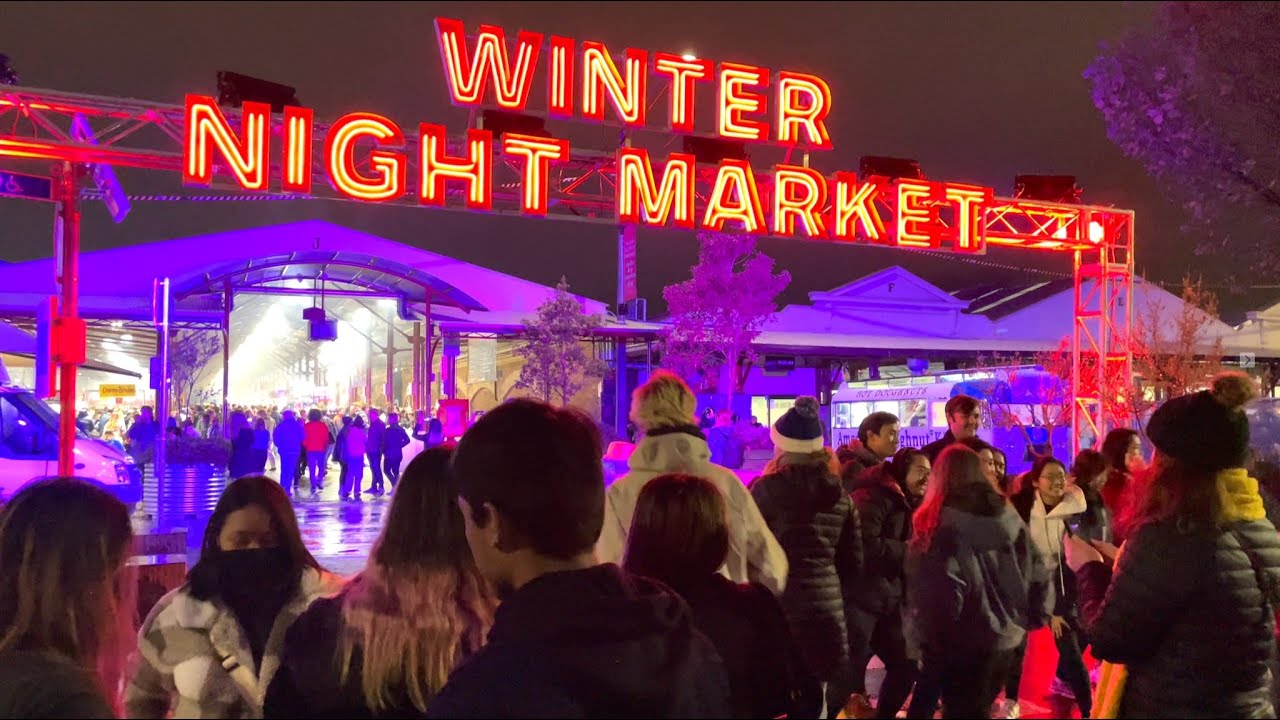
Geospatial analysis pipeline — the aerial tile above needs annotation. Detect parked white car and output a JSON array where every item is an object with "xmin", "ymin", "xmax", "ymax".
[{"xmin": 0, "ymin": 382, "xmax": 142, "ymax": 505}]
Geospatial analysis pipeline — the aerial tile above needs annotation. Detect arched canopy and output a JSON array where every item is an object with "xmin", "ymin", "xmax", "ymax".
[{"xmin": 172, "ymin": 250, "xmax": 485, "ymax": 313}]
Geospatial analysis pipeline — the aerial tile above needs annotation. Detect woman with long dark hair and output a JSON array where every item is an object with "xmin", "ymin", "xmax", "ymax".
[
  {"xmin": 0, "ymin": 479, "xmax": 136, "ymax": 718},
  {"xmin": 1066, "ymin": 373, "xmax": 1280, "ymax": 718},
  {"xmin": 126, "ymin": 476, "xmax": 340, "ymax": 719},
  {"xmin": 1099, "ymin": 428, "xmax": 1144, "ymax": 542},
  {"xmin": 1007, "ymin": 456, "xmax": 1090, "ymax": 718},
  {"xmin": 624, "ymin": 473, "xmax": 821, "ymax": 719},
  {"xmin": 906, "ymin": 446, "xmax": 1043, "ymax": 719},
  {"xmin": 264, "ymin": 445, "xmax": 498, "ymax": 718}
]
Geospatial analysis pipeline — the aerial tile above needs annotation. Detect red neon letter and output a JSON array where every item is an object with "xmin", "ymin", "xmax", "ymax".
[
  {"xmin": 503, "ymin": 134, "xmax": 569, "ymax": 216},
  {"xmin": 703, "ymin": 159, "xmax": 767, "ymax": 233},
  {"xmin": 582, "ymin": 42, "xmax": 647, "ymax": 127},
  {"xmin": 420, "ymin": 124, "xmax": 493, "ymax": 210},
  {"xmin": 772, "ymin": 165, "xmax": 828, "ymax": 238},
  {"xmin": 717, "ymin": 63, "xmax": 769, "ymax": 142},
  {"xmin": 896, "ymin": 180, "xmax": 938, "ymax": 248},
  {"xmin": 616, "ymin": 148, "xmax": 695, "ymax": 229},
  {"xmin": 184, "ymin": 95, "xmax": 269, "ymax": 190},
  {"xmin": 831, "ymin": 172, "xmax": 887, "ymax": 243},
  {"xmin": 653, "ymin": 53, "xmax": 712, "ymax": 133},
  {"xmin": 282, "ymin": 106, "xmax": 313, "ymax": 194},
  {"xmin": 434, "ymin": 18, "xmax": 541, "ymax": 110},
  {"xmin": 777, "ymin": 71, "xmax": 832, "ymax": 149},
  {"xmin": 548, "ymin": 36, "xmax": 576, "ymax": 117},
  {"xmin": 943, "ymin": 184, "xmax": 992, "ymax": 252},
  {"xmin": 324, "ymin": 113, "xmax": 406, "ymax": 202}
]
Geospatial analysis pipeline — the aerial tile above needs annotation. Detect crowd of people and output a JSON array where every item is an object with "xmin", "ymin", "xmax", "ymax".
[
  {"xmin": 4, "ymin": 370, "xmax": 1280, "ymax": 719},
  {"xmin": 82, "ymin": 402, "xmax": 447, "ymax": 503}
]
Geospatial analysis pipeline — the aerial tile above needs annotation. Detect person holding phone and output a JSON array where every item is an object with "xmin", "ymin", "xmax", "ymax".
[{"xmin": 1005, "ymin": 456, "xmax": 1091, "ymax": 719}]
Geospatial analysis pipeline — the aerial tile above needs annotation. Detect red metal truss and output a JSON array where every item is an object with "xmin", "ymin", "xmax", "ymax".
[
  {"xmin": 0, "ymin": 85, "xmax": 1136, "ymax": 443},
  {"xmin": 5, "ymin": 85, "xmax": 1119, "ymax": 251}
]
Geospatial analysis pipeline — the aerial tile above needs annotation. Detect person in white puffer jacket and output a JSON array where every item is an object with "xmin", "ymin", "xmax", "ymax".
[{"xmin": 597, "ymin": 371, "xmax": 789, "ymax": 596}]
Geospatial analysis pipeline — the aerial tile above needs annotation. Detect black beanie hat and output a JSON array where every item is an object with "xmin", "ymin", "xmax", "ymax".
[
  {"xmin": 1146, "ymin": 372, "xmax": 1256, "ymax": 472},
  {"xmin": 771, "ymin": 396, "xmax": 825, "ymax": 454}
]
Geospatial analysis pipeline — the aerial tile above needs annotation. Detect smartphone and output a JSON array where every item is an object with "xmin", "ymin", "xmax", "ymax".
[{"xmin": 1064, "ymin": 517, "xmax": 1083, "ymax": 537}]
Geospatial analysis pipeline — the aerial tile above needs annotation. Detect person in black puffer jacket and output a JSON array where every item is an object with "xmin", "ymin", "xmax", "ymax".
[
  {"xmin": 845, "ymin": 447, "xmax": 931, "ymax": 719},
  {"xmin": 751, "ymin": 397, "xmax": 864, "ymax": 719},
  {"xmin": 905, "ymin": 444, "xmax": 1045, "ymax": 720},
  {"xmin": 1066, "ymin": 373, "xmax": 1280, "ymax": 719}
]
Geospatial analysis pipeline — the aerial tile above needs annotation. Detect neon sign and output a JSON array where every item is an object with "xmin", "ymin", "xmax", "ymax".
[{"xmin": 182, "ymin": 17, "xmax": 996, "ymax": 252}]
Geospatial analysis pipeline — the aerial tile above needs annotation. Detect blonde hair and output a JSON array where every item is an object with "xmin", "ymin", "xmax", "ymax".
[
  {"xmin": 338, "ymin": 565, "xmax": 495, "ymax": 712},
  {"xmin": 630, "ymin": 370, "xmax": 698, "ymax": 432},
  {"xmin": 337, "ymin": 446, "xmax": 497, "ymax": 713}
]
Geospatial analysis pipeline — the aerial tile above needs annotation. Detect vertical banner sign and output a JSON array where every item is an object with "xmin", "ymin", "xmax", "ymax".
[
  {"xmin": 466, "ymin": 338, "xmax": 498, "ymax": 384},
  {"xmin": 621, "ymin": 225, "xmax": 638, "ymax": 303}
]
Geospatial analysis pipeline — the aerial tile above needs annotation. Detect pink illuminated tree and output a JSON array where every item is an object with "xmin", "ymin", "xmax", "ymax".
[
  {"xmin": 1085, "ymin": 2, "xmax": 1280, "ymax": 271},
  {"xmin": 515, "ymin": 278, "xmax": 607, "ymax": 407},
  {"xmin": 661, "ymin": 231, "xmax": 791, "ymax": 402}
]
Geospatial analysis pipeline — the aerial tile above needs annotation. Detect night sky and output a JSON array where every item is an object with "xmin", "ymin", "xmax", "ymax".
[{"xmin": 1, "ymin": 2, "xmax": 1236, "ymax": 315}]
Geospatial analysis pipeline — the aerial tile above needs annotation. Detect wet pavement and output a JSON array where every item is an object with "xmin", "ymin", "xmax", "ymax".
[{"xmin": 273, "ymin": 461, "xmax": 392, "ymax": 576}]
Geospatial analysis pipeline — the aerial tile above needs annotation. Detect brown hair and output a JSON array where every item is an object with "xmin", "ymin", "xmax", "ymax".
[
  {"xmin": 622, "ymin": 474, "xmax": 730, "ymax": 591},
  {"xmin": 0, "ymin": 478, "xmax": 136, "ymax": 712},
  {"xmin": 187, "ymin": 475, "xmax": 322, "ymax": 600},
  {"xmin": 340, "ymin": 445, "xmax": 497, "ymax": 712},
  {"xmin": 944, "ymin": 394, "xmax": 980, "ymax": 418},
  {"xmin": 911, "ymin": 445, "xmax": 989, "ymax": 552}
]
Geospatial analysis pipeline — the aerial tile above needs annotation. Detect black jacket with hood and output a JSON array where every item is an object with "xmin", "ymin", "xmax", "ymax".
[
  {"xmin": 1077, "ymin": 471, "xmax": 1280, "ymax": 719},
  {"xmin": 426, "ymin": 564, "xmax": 730, "ymax": 719},
  {"xmin": 750, "ymin": 457, "xmax": 864, "ymax": 680},
  {"xmin": 838, "ymin": 441, "xmax": 882, "ymax": 492},
  {"xmin": 848, "ymin": 463, "xmax": 917, "ymax": 614},
  {"xmin": 907, "ymin": 482, "xmax": 1045, "ymax": 658}
]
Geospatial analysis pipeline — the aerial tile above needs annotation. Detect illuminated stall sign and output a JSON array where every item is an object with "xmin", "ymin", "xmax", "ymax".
[{"xmin": 182, "ymin": 17, "xmax": 994, "ymax": 252}]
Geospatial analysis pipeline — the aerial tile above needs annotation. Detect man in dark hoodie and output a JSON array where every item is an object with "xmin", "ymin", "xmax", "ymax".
[
  {"xmin": 839, "ymin": 411, "xmax": 900, "ymax": 492},
  {"xmin": 920, "ymin": 395, "xmax": 982, "ymax": 463},
  {"xmin": 430, "ymin": 399, "xmax": 730, "ymax": 719}
]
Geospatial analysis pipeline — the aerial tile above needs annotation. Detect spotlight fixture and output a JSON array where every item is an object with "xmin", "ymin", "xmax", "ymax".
[
  {"xmin": 859, "ymin": 156, "xmax": 924, "ymax": 182},
  {"xmin": 682, "ymin": 135, "xmax": 748, "ymax": 165},
  {"xmin": 216, "ymin": 71, "xmax": 300, "ymax": 113},
  {"xmin": 1013, "ymin": 175, "xmax": 1081, "ymax": 204},
  {"xmin": 478, "ymin": 109, "xmax": 551, "ymax": 139}
]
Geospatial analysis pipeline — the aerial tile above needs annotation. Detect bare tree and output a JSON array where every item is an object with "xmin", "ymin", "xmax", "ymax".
[{"xmin": 169, "ymin": 330, "xmax": 221, "ymax": 411}]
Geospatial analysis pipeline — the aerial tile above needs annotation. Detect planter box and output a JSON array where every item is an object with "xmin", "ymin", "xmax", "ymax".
[{"xmin": 142, "ymin": 463, "xmax": 228, "ymax": 536}]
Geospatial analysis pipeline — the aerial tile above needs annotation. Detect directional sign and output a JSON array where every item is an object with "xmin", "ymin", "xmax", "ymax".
[
  {"xmin": 0, "ymin": 170, "xmax": 52, "ymax": 201},
  {"xmin": 71, "ymin": 113, "xmax": 131, "ymax": 223},
  {"xmin": 99, "ymin": 383, "xmax": 137, "ymax": 399}
]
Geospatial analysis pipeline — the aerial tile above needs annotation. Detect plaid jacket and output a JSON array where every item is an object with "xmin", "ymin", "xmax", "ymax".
[{"xmin": 125, "ymin": 568, "xmax": 343, "ymax": 719}]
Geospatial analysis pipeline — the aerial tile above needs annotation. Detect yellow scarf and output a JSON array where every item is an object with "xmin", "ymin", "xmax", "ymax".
[{"xmin": 1093, "ymin": 468, "xmax": 1265, "ymax": 718}]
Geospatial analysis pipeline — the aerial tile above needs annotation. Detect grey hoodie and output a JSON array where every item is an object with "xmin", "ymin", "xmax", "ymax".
[{"xmin": 907, "ymin": 483, "xmax": 1046, "ymax": 656}]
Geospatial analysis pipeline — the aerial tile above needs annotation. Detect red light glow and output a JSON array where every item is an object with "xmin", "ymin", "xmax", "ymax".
[
  {"xmin": 615, "ymin": 148, "xmax": 695, "ymax": 228},
  {"xmin": 896, "ymin": 180, "xmax": 937, "ymax": 248},
  {"xmin": 832, "ymin": 173, "xmax": 886, "ymax": 243},
  {"xmin": 717, "ymin": 63, "xmax": 770, "ymax": 142},
  {"xmin": 503, "ymin": 134, "xmax": 569, "ymax": 216},
  {"xmin": 772, "ymin": 165, "xmax": 828, "ymax": 238},
  {"xmin": 324, "ymin": 113, "xmax": 406, "ymax": 202},
  {"xmin": 776, "ymin": 72, "xmax": 832, "ymax": 149},
  {"xmin": 581, "ymin": 42, "xmax": 647, "ymax": 127},
  {"xmin": 420, "ymin": 125, "xmax": 492, "ymax": 210},
  {"xmin": 282, "ymin": 106, "xmax": 314, "ymax": 194},
  {"xmin": 435, "ymin": 18, "xmax": 541, "ymax": 110},
  {"xmin": 184, "ymin": 96, "xmax": 269, "ymax": 190},
  {"xmin": 652, "ymin": 53, "xmax": 712, "ymax": 134},
  {"xmin": 703, "ymin": 159, "xmax": 766, "ymax": 233}
]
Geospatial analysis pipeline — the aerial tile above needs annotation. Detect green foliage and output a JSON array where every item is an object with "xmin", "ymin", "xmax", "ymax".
[{"xmin": 515, "ymin": 278, "xmax": 608, "ymax": 406}]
